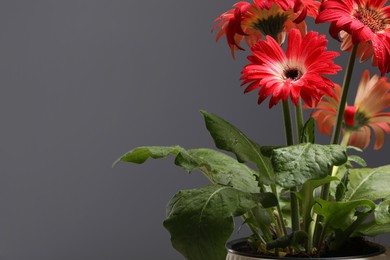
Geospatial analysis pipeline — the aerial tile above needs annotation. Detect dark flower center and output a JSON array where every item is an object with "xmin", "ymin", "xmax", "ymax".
[
  {"xmin": 283, "ymin": 68, "xmax": 302, "ymax": 81},
  {"xmin": 354, "ymin": 7, "xmax": 388, "ymax": 32}
]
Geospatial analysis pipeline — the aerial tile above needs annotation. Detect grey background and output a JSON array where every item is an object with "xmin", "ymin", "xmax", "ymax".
[{"xmin": 0, "ymin": 1, "xmax": 388, "ymax": 259}]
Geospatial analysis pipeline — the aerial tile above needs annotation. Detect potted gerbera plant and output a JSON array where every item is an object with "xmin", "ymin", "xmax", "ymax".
[{"xmin": 114, "ymin": 0, "xmax": 390, "ymax": 259}]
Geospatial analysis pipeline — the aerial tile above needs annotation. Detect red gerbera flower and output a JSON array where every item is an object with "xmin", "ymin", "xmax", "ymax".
[
  {"xmin": 213, "ymin": 0, "xmax": 312, "ymax": 57},
  {"xmin": 316, "ymin": 0, "xmax": 390, "ymax": 74},
  {"xmin": 213, "ymin": 2, "xmax": 252, "ymax": 58},
  {"xmin": 241, "ymin": 29, "xmax": 341, "ymax": 108},
  {"xmin": 311, "ymin": 70, "xmax": 390, "ymax": 149}
]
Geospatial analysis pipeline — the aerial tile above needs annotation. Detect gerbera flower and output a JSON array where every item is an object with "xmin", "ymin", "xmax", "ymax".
[
  {"xmin": 312, "ymin": 70, "xmax": 390, "ymax": 149},
  {"xmin": 316, "ymin": 0, "xmax": 390, "ymax": 74},
  {"xmin": 213, "ymin": 2, "xmax": 252, "ymax": 58},
  {"xmin": 241, "ymin": 29, "xmax": 341, "ymax": 108},
  {"xmin": 213, "ymin": 0, "xmax": 313, "ymax": 57}
]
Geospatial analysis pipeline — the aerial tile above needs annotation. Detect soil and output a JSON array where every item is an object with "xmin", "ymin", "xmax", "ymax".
[{"xmin": 230, "ymin": 237, "xmax": 385, "ymax": 258}]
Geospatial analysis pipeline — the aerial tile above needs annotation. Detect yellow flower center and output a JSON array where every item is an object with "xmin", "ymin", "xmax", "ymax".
[{"xmin": 354, "ymin": 7, "xmax": 389, "ymax": 32}]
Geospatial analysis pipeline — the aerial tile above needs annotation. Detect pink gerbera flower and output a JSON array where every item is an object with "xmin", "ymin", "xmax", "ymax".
[
  {"xmin": 312, "ymin": 70, "xmax": 390, "ymax": 149},
  {"xmin": 316, "ymin": 0, "xmax": 390, "ymax": 74},
  {"xmin": 213, "ymin": 0, "xmax": 314, "ymax": 57},
  {"xmin": 241, "ymin": 29, "xmax": 341, "ymax": 108}
]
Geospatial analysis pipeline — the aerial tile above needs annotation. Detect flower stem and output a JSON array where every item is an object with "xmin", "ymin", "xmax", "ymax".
[
  {"xmin": 282, "ymin": 101, "xmax": 300, "ymax": 232},
  {"xmin": 331, "ymin": 45, "xmax": 358, "ymax": 145},
  {"xmin": 340, "ymin": 130, "xmax": 351, "ymax": 147},
  {"xmin": 282, "ymin": 101, "xmax": 294, "ymax": 146},
  {"xmin": 295, "ymin": 99, "xmax": 304, "ymax": 142},
  {"xmin": 313, "ymin": 44, "xmax": 358, "ymax": 249},
  {"xmin": 271, "ymin": 185, "xmax": 288, "ymax": 236}
]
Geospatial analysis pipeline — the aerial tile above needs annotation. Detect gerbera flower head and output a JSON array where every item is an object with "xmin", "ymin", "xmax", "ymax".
[
  {"xmin": 311, "ymin": 70, "xmax": 390, "ymax": 149},
  {"xmin": 316, "ymin": 0, "xmax": 390, "ymax": 74},
  {"xmin": 213, "ymin": 0, "xmax": 313, "ymax": 58},
  {"xmin": 241, "ymin": 29, "xmax": 341, "ymax": 108},
  {"xmin": 213, "ymin": 2, "xmax": 252, "ymax": 58}
]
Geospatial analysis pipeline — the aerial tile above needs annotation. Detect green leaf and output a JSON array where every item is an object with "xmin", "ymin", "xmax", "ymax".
[
  {"xmin": 355, "ymin": 221, "xmax": 390, "ymax": 237},
  {"xmin": 375, "ymin": 199, "xmax": 390, "ymax": 224},
  {"xmin": 298, "ymin": 176, "xmax": 339, "ymax": 232},
  {"xmin": 300, "ymin": 118, "xmax": 315, "ymax": 143},
  {"xmin": 315, "ymin": 198, "xmax": 375, "ymax": 251},
  {"xmin": 314, "ymin": 199, "xmax": 375, "ymax": 231},
  {"xmin": 347, "ymin": 155, "xmax": 367, "ymax": 167},
  {"xmin": 113, "ymin": 145, "xmax": 185, "ymax": 165},
  {"xmin": 251, "ymin": 206, "xmax": 273, "ymax": 234},
  {"xmin": 114, "ymin": 146, "xmax": 260, "ymax": 192},
  {"xmin": 201, "ymin": 110, "xmax": 274, "ymax": 184},
  {"xmin": 175, "ymin": 148, "xmax": 259, "ymax": 193},
  {"xmin": 271, "ymin": 143, "xmax": 348, "ymax": 188},
  {"xmin": 163, "ymin": 185, "xmax": 277, "ymax": 260},
  {"xmin": 356, "ymin": 199, "xmax": 390, "ymax": 236},
  {"xmin": 335, "ymin": 170, "xmax": 349, "ymax": 202},
  {"xmin": 344, "ymin": 165, "xmax": 390, "ymax": 201}
]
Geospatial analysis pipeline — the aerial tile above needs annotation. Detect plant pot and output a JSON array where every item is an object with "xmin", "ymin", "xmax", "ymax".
[{"xmin": 226, "ymin": 238, "xmax": 389, "ymax": 260}]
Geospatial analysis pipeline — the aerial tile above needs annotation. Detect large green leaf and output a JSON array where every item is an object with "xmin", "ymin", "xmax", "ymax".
[
  {"xmin": 201, "ymin": 110, "xmax": 274, "ymax": 184},
  {"xmin": 375, "ymin": 199, "xmax": 390, "ymax": 224},
  {"xmin": 297, "ymin": 176, "xmax": 338, "ymax": 232},
  {"xmin": 115, "ymin": 146, "xmax": 260, "ymax": 193},
  {"xmin": 355, "ymin": 199, "xmax": 390, "ymax": 237},
  {"xmin": 344, "ymin": 165, "xmax": 390, "ymax": 201},
  {"xmin": 271, "ymin": 143, "xmax": 347, "ymax": 188},
  {"xmin": 314, "ymin": 199, "xmax": 375, "ymax": 231},
  {"xmin": 315, "ymin": 199, "xmax": 375, "ymax": 251},
  {"xmin": 355, "ymin": 222, "xmax": 390, "ymax": 237},
  {"xmin": 163, "ymin": 185, "xmax": 277, "ymax": 260},
  {"xmin": 175, "ymin": 148, "xmax": 259, "ymax": 193},
  {"xmin": 113, "ymin": 145, "xmax": 185, "ymax": 165}
]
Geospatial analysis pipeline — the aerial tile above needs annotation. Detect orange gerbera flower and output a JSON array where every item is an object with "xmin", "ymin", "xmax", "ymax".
[
  {"xmin": 213, "ymin": 0, "xmax": 317, "ymax": 57},
  {"xmin": 312, "ymin": 70, "xmax": 390, "ymax": 149}
]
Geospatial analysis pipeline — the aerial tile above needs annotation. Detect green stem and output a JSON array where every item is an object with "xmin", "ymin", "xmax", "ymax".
[
  {"xmin": 271, "ymin": 185, "xmax": 288, "ymax": 236},
  {"xmin": 295, "ymin": 99, "xmax": 304, "ymax": 143},
  {"xmin": 331, "ymin": 45, "xmax": 358, "ymax": 145},
  {"xmin": 249, "ymin": 210, "xmax": 273, "ymax": 242},
  {"xmin": 282, "ymin": 101, "xmax": 300, "ymax": 232},
  {"xmin": 313, "ymin": 45, "xmax": 358, "ymax": 249},
  {"xmin": 340, "ymin": 130, "xmax": 351, "ymax": 147},
  {"xmin": 290, "ymin": 189, "xmax": 300, "ymax": 233},
  {"xmin": 331, "ymin": 131, "xmax": 352, "ymax": 177},
  {"xmin": 282, "ymin": 101, "xmax": 294, "ymax": 146},
  {"xmin": 242, "ymin": 214, "xmax": 263, "ymax": 242}
]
